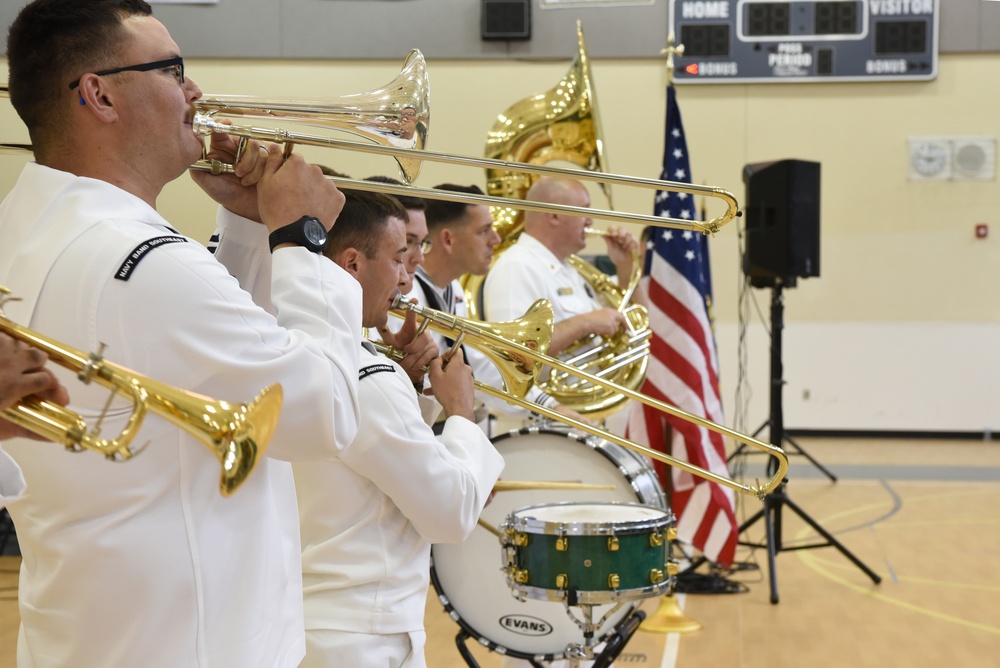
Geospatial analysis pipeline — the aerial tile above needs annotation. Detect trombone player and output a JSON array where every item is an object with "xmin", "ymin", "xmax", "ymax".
[
  {"xmin": 1, "ymin": 1, "xmax": 365, "ymax": 666},
  {"xmin": 215, "ymin": 186, "xmax": 504, "ymax": 667}
]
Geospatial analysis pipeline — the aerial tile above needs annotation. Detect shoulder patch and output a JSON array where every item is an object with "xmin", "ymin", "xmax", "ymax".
[
  {"xmin": 115, "ymin": 235, "xmax": 188, "ymax": 281},
  {"xmin": 359, "ymin": 363, "xmax": 396, "ymax": 380}
]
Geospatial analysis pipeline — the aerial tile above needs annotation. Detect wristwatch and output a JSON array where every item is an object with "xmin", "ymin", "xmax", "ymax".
[{"xmin": 268, "ymin": 216, "xmax": 329, "ymax": 253}]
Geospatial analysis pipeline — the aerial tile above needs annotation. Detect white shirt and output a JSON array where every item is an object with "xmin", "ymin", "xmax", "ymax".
[
  {"xmin": 483, "ymin": 232, "xmax": 606, "ymax": 325},
  {"xmin": 0, "ymin": 163, "xmax": 362, "ymax": 668},
  {"xmin": 295, "ymin": 345, "xmax": 503, "ymax": 635},
  {"xmin": 0, "ymin": 446, "xmax": 26, "ymax": 507}
]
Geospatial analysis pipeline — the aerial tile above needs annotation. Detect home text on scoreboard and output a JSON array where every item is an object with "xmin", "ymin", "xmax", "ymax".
[{"xmin": 670, "ymin": 0, "xmax": 939, "ymax": 83}]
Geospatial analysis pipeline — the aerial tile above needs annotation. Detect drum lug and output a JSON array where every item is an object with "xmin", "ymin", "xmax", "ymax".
[
  {"xmin": 608, "ymin": 573, "xmax": 621, "ymax": 589},
  {"xmin": 514, "ymin": 568, "xmax": 530, "ymax": 584},
  {"xmin": 556, "ymin": 536, "xmax": 568, "ymax": 552},
  {"xmin": 666, "ymin": 526, "xmax": 678, "ymax": 541},
  {"xmin": 666, "ymin": 561, "xmax": 680, "ymax": 576},
  {"xmin": 650, "ymin": 568, "xmax": 665, "ymax": 584},
  {"xmin": 556, "ymin": 573, "xmax": 569, "ymax": 589},
  {"xmin": 649, "ymin": 531, "xmax": 664, "ymax": 547},
  {"xmin": 514, "ymin": 532, "xmax": 530, "ymax": 547},
  {"xmin": 607, "ymin": 536, "xmax": 619, "ymax": 552}
]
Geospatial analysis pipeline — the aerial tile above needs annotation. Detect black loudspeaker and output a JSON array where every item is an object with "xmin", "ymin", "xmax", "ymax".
[
  {"xmin": 481, "ymin": 0, "xmax": 531, "ymax": 40},
  {"xmin": 742, "ymin": 159, "xmax": 821, "ymax": 288}
]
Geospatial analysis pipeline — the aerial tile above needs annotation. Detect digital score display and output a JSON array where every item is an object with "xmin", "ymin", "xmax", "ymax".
[{"xmin": 670, "ymin": 0, "xmax": 939, "ymax": 83}]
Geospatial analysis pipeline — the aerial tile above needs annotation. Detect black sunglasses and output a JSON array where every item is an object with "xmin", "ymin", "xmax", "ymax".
[{"xmin": 68, "ymin": 56, "xmax": 184, "ymax": 90}]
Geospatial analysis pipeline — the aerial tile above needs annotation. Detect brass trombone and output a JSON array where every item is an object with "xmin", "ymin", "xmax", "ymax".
[
  {"xmin": 383, "ymin": 294, "xmax": 787, "ymax": 500},
  {"xmin": 0, "ymin": 52, "xmax": 738, "ymax": 234},
  {"xmin": 0, "ymin": 287, "xmax": 281, "ymax": 497}
]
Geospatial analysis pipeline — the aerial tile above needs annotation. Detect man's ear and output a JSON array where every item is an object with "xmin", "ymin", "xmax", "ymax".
[
  {"xmin": 75, "ymin": 75, "xmax": 119, "ymax": 123},
  {"xmin": 438, "ymin": 228, "xmax": 454, "ymax": 253},
  {"xmin": 337, "ymin": 247, "xmax": 362, "ymax": 277}
]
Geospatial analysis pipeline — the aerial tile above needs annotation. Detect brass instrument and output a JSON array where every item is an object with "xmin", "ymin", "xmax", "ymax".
[
  {"xmin": 483, "ymin": 21, "xmax": 612, "ymax": 251},
  {"xmin": 1, "ymin": 51, "xmax": 738, "ymax": 233},
  {"xmin": 381, "ymin": 295, "xmax": 787, "ymax": 500},
  {"xmin": 0, "ymin": 288, "xmax": 281, "ymax": 496},
  {"xmin": 534, "ymin": 227, "xmax": 650, "ymax": 419},
  {"xmin": 464, "ymin": 25, "xmax": 653, "ymax": 417}
]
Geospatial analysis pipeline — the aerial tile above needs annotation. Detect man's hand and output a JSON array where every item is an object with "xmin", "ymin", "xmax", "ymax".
[
  {"xmin": 426, "ymin": 347, "xmax": 475, "ymax": 421},
  {"xmin": 553, "ymin": 404, "xmax": 591, "ymax": 426},
  {"xmin": 189, "ymin": 132, "xmax": 271, "ymax": 222},
  {"xmin": 603, "ymin": 226, "xmax": 640, "ymax": 281},
  {"xmin": 379, "ymin": 307, "xmax": 440, "ymax": 387},
  {"xmin": 585, "ymin": 308, "xmax": 628, "ymax": 337},
  {"xmin": 257, "ymin": 147, "xmax": 345, "ymax": 235},
  {"xmin": 0, "ymin": 334, "xmax": 70, "ymax": 441}
]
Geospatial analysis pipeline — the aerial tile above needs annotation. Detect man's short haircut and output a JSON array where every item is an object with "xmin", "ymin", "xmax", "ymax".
[
  {"xmin": 7, "ymin": 0, "xmax": 154, "ymax": 147},
  {"xmin": 423, "ymin": 183, "xmax": 485, "ymax": 234},
  {"xmin": 323, "ymin": 189, "xmax": 408, "ymax": 261},
  {"xmin": 364, "ymin": 175, "xmax": 426, "ymax": 212}
]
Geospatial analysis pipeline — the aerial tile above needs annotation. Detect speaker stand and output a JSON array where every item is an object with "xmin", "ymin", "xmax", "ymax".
[
  {"xmin": 729, "ymin": 419, "xmax": 838, "ymax": 482},
  {"xmin": 738, "ymin": 282, "xmax": 881, "ymax": 603}
]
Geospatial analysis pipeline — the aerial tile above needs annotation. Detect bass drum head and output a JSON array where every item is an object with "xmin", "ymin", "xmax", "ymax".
[{"xmin": 430, "ymin": 428, "xmax": 666, "ymax": 661}]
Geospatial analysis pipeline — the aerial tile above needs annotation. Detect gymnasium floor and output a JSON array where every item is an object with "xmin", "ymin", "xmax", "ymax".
[{"xmin": 3, "ymin": 438, "xmax": 999, "ymax": 667}]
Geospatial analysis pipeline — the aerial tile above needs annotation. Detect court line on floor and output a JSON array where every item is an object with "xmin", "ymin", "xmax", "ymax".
[{"xmin": 793, "ymin": 486, "xmax": 1000, "ymax": 636}]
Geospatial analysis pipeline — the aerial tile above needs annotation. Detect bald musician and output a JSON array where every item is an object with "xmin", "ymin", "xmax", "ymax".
[{"xmin": 483, "ymin": 177, "xmax": 644, "ymax": 356}]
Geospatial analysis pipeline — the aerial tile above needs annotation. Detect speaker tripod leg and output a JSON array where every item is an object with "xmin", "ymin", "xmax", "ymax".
[{"xmin": 780, "ymin": 495, "xmax": 882, "ymax": 585}]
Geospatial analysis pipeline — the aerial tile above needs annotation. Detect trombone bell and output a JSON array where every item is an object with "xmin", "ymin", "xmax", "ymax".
[{"xmin": 0, "ymin": 286, "xmax": 281, "ymax": 497}]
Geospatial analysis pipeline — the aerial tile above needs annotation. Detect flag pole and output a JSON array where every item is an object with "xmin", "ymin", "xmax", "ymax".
[
  {"xmin": 639, "ymin": 29, "xmax": 705, "ymax": 637},
  {"xmin": 660, "ymin": 31, "xmax": 684, "ymax": 87}
]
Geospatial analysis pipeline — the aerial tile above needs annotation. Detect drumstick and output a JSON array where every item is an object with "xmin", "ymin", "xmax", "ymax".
[
  {"xmin": 492, "ymin": 481, "xmax": 616, "ymax": 492},
  {"xmin": 477, "ymin": 518, "xmax": 501, "ymax": 537}
]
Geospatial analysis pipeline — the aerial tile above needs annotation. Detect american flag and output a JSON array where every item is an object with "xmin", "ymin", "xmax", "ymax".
[{"xmin": 626, "ymin": 85, "xmax": 738, "ymax": 567}]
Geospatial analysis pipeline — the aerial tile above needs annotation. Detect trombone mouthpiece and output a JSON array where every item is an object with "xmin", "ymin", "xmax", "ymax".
[{"xmin": 192, "ymin": 112, "xmax": 227, "ymax": 137}]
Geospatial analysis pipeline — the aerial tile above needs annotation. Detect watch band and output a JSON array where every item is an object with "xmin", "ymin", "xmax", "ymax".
[{"xmin": 268, "ymin": 216, "xmax": 326, "ymax": 253}]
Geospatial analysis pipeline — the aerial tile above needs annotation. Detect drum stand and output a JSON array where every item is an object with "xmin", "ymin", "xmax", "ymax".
[{"xmin": 738, "ymin": 282, "xmax": 881, "ymax": 603}]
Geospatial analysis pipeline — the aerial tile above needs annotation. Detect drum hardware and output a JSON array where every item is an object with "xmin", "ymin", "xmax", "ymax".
[
  {"xmin": 430, "ymin": 428, "xmax": 665, "ymax": 663},
  {"xmin": 639, "ymin": 594, "xmax": 703, "ymax": 634},
  {"xmin": 0, "ymin": 286, "xmax": 280, "ymax": 496},
  {"xmin": 493, "ymin": 481, "xmax": 616, "ymax": 493},
  {"xmin": 500, "ymin": 501, "xmax": 676, "ymax": 666}
]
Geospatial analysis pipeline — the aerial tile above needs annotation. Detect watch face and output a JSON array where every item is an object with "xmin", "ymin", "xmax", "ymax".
[{"xmin": 303, "ymin": 218, "xmax": 328, "ymax": 246}]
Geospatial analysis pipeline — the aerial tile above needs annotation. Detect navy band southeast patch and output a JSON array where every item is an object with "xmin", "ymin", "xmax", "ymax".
[{"xmin": 115, "ymin": 236, "xmax": 188, "ymax": 281}]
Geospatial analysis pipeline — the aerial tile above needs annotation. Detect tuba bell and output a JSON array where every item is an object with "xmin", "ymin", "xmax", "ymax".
[{"xmin": 463, "ymin": 22, "xmax": 650, "ymax": 419}]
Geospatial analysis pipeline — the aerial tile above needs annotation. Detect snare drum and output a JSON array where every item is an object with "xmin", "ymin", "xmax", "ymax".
[
  {"xmin": 501, "ymin": 502, "xmax": 674, "ymax": 606},
  {"xmin": 430, "ymin": 428, "xmax": 667, "ymax": 662}
]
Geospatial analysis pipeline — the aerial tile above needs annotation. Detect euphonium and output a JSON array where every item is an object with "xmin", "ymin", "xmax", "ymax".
[
  {"xmin": 0, "ymin": 287, "xmax": 281, "ymax": 497},
  {"xmin": 463, "ymin": 22, "xmax": 652, "ymax": 419}
]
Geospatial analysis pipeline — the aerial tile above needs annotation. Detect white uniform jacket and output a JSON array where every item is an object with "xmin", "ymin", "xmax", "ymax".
[
  {"xmin": 483, "ymin": 232, "xmax": 606, "ymax": 325},
  {"xmin": 0, "ymin": 446, "xmax": 26, "ymax": 507},
  {"xmin": 403, "ymin": 271, "xmax": 556, "ymax": 421},
  {"xmin": 0, "ymin": 163, "xmax": 362, "ymax": 668},
  {"xmin": 294, "ymin": 345, "xmax": 504, "ymax": 635}
]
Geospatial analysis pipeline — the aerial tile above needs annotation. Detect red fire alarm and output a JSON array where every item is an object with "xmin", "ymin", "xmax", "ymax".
[{"xmin": 976, "ymin": 223, "xmax": 988, "ymax": 239}]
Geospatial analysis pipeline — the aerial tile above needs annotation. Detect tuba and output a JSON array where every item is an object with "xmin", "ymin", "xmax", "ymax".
[{"xmin": 464, "ymin": 22, "xmax": 650, "ymax": 419}]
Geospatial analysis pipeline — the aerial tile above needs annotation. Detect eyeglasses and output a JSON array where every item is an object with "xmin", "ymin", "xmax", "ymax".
[
  {"xmin": 68, "ymin": 56, "xmax": 184, "ymax": 90},
  {"xmin": 407, "ymin": 238, "xmax": 432, "ymax": 254}
]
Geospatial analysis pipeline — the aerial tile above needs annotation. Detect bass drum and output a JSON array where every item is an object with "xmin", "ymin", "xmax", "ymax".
[{"xmin": 430, "ymin": 427, "xmax": 666, "ymax": 662}]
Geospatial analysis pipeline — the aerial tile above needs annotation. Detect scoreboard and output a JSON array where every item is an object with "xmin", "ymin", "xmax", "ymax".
[{"xmin": 670, "ymin": 0, "xmax": 939, "ymax": 83}]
